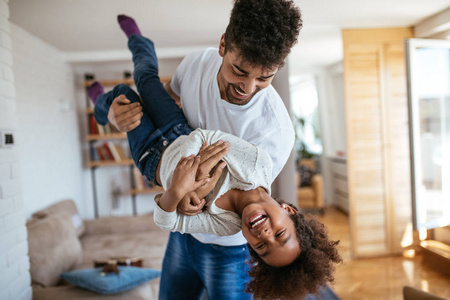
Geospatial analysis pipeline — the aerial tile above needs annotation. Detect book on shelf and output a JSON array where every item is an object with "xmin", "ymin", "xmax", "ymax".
[
  {"xmin": 90, "ymin": 141, "xmax": 131, "ymax": 162},
  {"xmin": 102, "ymin": 142, "xmax": 115, "ymax": 161},
  {"xmin": 88, "ymin": 112, "xmax": 121, "ymax": 136},
  {"xmin": 96, "ymin": 123, "xmax": 105, "ymax": 135},
  {"xmin": 103, "ymin": 123, "xmax": 111, "ymax": 134},
  {"xmin": 90, "ymin": 145, "xmax": 99, "ymax": 161},
  {"xmin": 107, "ymin": 141, "xmax": 121, "ymax": 161},
  {"xmin": 114, "ymin": 144, "xmax": 127, "ymax": 160},
  {"xmin": 89, "ymin": 115, "xmax": 98, "ymax": 135},
  {"xmin": 94, "ymin": 145, "xmax": 106, "ymax": 161}
]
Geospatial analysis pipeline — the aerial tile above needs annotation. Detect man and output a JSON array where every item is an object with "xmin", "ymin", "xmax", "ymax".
[{"xmin": 109, "ymin": 1, "xmax": 302, "ymax": 299}]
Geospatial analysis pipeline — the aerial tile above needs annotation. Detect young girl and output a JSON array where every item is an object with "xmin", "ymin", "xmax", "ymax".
[{"xmin": 89, "ymin": 15, "xmax": 341, "ymax": 299}]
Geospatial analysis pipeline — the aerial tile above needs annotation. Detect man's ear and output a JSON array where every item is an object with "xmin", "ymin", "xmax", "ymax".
[
  {"xmin": 281, "ymin": 203, "xmax": 297, "ymax": 215},
  {"xmin": 219, "ymin": 34, "xmax": 226, "ymax": 57}
]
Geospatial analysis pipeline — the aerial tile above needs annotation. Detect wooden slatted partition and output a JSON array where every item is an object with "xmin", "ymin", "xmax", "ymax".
[
  {"xmin": 383, "ymin": 43, "xmax": 414, "ymax": 253},
  {"xmin": 342, "ymin": 28, "xmax": 414, "ymax": 258}
]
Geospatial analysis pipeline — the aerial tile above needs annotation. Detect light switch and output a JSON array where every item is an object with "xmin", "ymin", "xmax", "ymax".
[{"xmin": 0, "ymin": 131, "xmax": 14, "ymax": 148}]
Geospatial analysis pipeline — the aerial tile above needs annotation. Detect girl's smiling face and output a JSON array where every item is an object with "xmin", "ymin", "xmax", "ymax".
[{"xmin": 241, "ymin": 200, "xmax": 300, "ymax": 267}]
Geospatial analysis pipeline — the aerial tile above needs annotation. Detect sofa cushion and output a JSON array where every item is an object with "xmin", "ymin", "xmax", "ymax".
[
  {"xmin": 27, "ymin": 212, "xmax": 82, "ymax": 287},
  {"xmin": 32, "ymin": 199, "xmax": 85, "ymax": 237},
  {"xmin": 83, "ymin": 214, "xmax": 159, "ymax": 236},
  {"xmin": 60, "ymin": 267, "xmax": 161, "ymax": 295},
  {"xmin": 79, "ymin": 230, "xmax": 169, "ymax": 271}
]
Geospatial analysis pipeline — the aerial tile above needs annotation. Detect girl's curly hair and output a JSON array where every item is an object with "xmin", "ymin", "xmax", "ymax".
[
  {"xmin": 224, "ymin": 0, "xmax": 302, "ymax": 71},
  {"xmin": 245, "ymin": 200, "xmax": 342, "ymax": 299}
]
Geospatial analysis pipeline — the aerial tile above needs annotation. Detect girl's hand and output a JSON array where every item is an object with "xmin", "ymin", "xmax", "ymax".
[
  {"xmin": 193, "ymin": 140, "xmax": 229, "ymax": 199},
  {"xmin": 195, "ymin": 161, "xmax": 227, "ymax": 199},
  {"xmin": 177, "ymin": 191, "xmax": 206, "ymax": 216},
  {"xmin": 196, "ymin": 140, "xmax": 230, "ymax": 180},
  {"xmin": 158, "ymin": 155, "xmax": 210, "ymax": 213},
  {"xmin": 168, "ymin": 155, "xmax": 210, "ymax": 200},
  {"xmin": 177, "ymin": 160, "xmax": 227, "ymax": 215}
]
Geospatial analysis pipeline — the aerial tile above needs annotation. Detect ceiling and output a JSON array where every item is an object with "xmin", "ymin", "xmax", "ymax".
[{"xmin": 8, "ymin": 0, "xmax": 450, "ymax": 71}]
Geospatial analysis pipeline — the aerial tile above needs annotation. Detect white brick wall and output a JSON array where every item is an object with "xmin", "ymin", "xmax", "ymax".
[
  {"xmin": 11, "ymin": 22, "xmax": 84, "ymax": 219},
  {"xmin": 0, "ymin": 1, "xmax": 32, "ymax": 299}
]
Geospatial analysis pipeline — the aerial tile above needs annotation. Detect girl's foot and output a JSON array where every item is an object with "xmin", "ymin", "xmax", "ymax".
[
  {"xmin": 88, "ymin": 81, "xmax": 104, "ymax": 104},
  {"xmin": 118, "ymin": 14, "xmax": 141, "ymax": 38}
]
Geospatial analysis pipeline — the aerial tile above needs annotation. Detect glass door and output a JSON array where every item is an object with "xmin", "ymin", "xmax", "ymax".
[{"xmin": 406, "ymin": 38, "xmax": 450, "ymax": 230}]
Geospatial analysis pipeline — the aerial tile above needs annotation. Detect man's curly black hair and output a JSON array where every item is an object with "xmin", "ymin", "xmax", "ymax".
[
  {"xmin": 245, "ymin": 200, "xmax": 342, "ymax": 300},
  {"xmin": 224, "ymin": 0, "xmax": 302, "ymax": 71}
]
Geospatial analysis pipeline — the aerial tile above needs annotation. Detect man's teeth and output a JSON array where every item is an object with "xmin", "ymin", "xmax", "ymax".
[{"xmin": 234, "ymin": 87, "xmax": 248, "ymax": 96}]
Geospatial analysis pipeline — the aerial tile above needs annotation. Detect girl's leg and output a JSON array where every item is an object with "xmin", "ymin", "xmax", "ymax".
[
  {"xmin": 129, "ymin": 35, "xmax": 188, "ymax": 130},
  {"xmin": 91, "ymin": 83, "xmax": 157, "ymax": 170},
  {"xmin": 118, "ymin": 15, "xmax": 189, "ymax": 131}
]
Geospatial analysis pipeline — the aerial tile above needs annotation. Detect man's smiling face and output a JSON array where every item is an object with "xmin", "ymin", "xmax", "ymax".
[{"xmin": 217, "ymin": 35, "xmax": 278, "ymax": 106}]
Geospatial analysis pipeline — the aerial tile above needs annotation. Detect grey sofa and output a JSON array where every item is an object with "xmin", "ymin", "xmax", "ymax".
[{"xmin": 27, "ymin": 199, "xmax": 169, "ymax": 299}]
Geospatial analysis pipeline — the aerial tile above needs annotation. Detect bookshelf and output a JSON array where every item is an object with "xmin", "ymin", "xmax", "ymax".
[{"xmin": 84, "ymin": 73, "xmax": 165, "ymax": 217}]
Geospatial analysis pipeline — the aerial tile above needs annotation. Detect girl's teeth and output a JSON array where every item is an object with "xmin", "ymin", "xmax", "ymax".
[{"xmin": 251, "ymin": 217, "xmax": 265, "ymax": 228}]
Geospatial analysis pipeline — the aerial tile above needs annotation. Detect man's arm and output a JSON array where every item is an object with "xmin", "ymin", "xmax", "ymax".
[
  {"xmin": 107, "ymin": 95, "xmax": 143, "ymax": 132},
  {"xmin": 108, "ymin": 80, "xmax": 178, "ymax": 132},
  {"xmin": 164, "ymin": 79, "xmax": 182, "ymax": 109}
]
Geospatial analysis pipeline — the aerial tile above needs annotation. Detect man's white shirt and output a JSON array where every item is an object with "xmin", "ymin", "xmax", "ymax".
[{"xmin": 170, "ymin": 48, "xmax": 295, "ymax": 246}]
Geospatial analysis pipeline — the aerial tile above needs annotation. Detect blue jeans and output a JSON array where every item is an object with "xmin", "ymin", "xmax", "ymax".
[
  {"xmin": 159, "ymin": 232, "xmax": 252, "ymax": 300},
  {"xmin": 94, "ymin": 35, "xmax": 193, "ymax": 184}
]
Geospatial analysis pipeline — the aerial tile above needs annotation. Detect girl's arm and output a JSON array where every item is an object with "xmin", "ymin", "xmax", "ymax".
[
  {"xmin": 157, "ymin": 155, "xmax": 210, "ymax": 212},
  {"xmin": 154, "ymin": 191, "xmax": 241, "ymax": 236}
]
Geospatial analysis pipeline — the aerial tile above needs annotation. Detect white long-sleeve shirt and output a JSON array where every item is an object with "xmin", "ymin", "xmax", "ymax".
[{"xmin": 153, "ymin": 129, "xmax": 272, "ymax": 236}]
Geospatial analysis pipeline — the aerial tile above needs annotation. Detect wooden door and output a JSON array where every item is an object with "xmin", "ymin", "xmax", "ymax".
[{"xmin": 343, "ymin": 28, "xmax": 413, "ymax": 258}]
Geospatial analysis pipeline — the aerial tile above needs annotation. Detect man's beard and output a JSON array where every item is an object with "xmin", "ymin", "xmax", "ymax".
[{"xmin": 224, "ymin": 82, "xmax": 259, "ymax": 106}]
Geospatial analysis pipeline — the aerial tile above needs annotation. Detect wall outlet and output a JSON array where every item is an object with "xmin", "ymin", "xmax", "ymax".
[{"xmin": 0, "ymin": 131, "xmax": 14, "ymax": 148}]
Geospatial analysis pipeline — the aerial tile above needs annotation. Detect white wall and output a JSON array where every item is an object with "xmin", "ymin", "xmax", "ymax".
[
  {"xmin": 11, "ymin": 23, "xmax": 84, "ymax": 218},
  {"xmin": 271, "ymin": 63, "xmax": 297, "ymax": 205},
  {"xmin": 0, "ymin": 1, "xmax": 32, "ymax": 299}
]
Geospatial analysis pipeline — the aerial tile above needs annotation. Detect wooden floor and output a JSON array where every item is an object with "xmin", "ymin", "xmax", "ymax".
[{"xmin": 311, "ymin": 206, "xmax": 450, "ymax": 300}]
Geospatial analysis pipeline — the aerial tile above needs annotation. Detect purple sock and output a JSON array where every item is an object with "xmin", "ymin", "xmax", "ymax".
[
  {"xmin": 118, "ymin": 14, "xmax": 141, "ymax": 38},
  {"xmin": 88, "ymin": 81, "xmax": 104, "ymax": 104}
]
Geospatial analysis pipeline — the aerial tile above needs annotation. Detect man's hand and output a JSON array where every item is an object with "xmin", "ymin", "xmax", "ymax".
[
  {"xmin": 169, "ymin": 155, "xmax": 210, "ymax": 200},
  {"xmin": 177, "ymin": 141, "xmax": 229, "ymax": 215},
  {"xmin": 195, "ymin": 160, "xmax": 227, "ymax": 200},
  {"xmin": 107, "ymin": 95, "xmax": 143, "ymax": 132},
  {"xmin": 177, "ymin": 191, "xmax": 206, "ymax": 216},
  {"xmin": 196, "ymin": 140, "xmax": 229, "ymax": 179}
]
